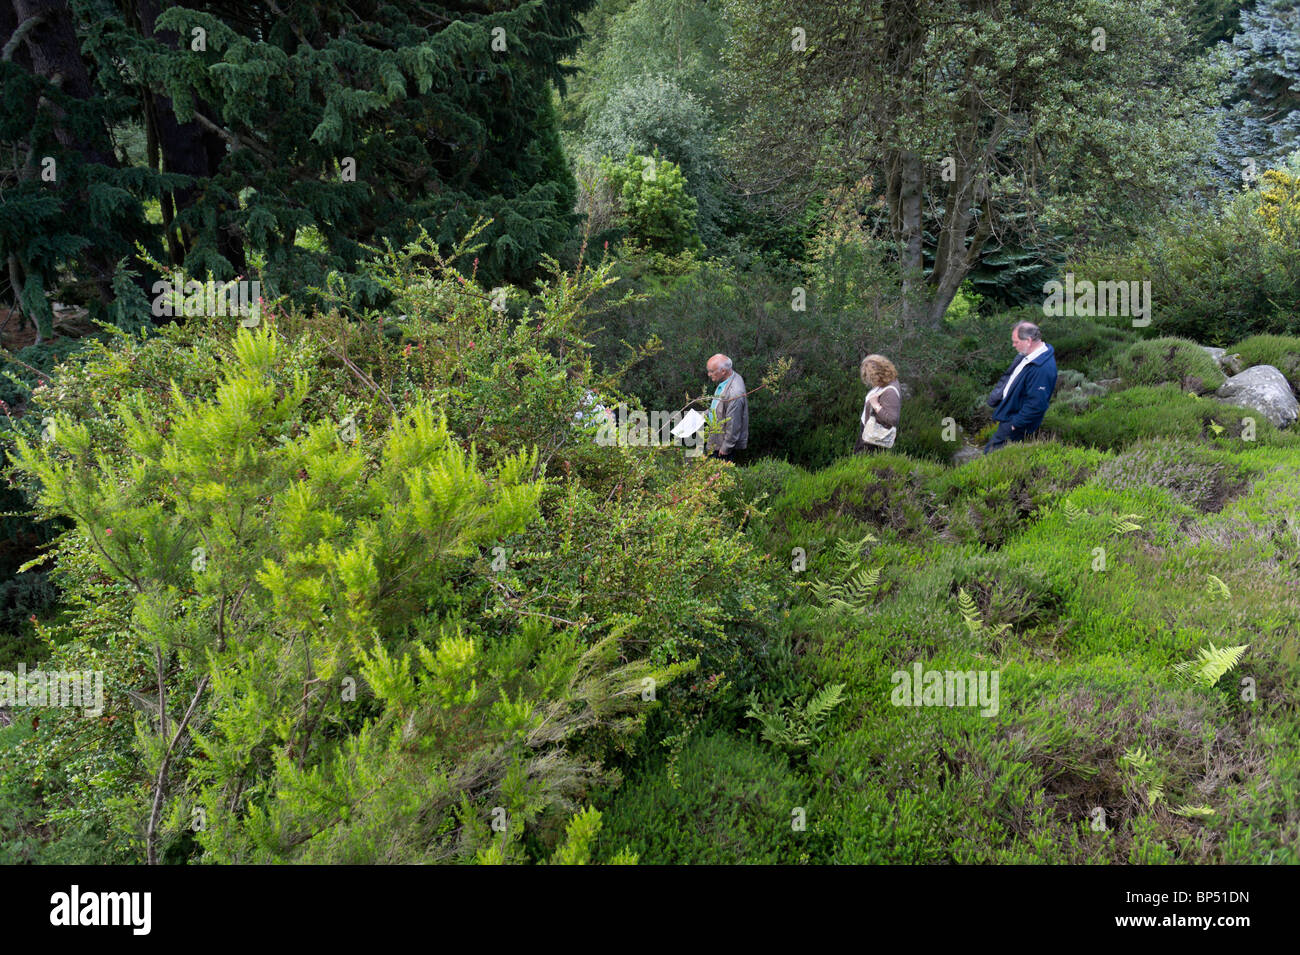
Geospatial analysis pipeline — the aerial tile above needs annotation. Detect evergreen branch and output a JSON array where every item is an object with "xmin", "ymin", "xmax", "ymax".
[
  {"xmin": 2, "ymin": 13, "xmax": 43, "ymax": 62},
  {"xmin": 190, "ymin": 110, "xmax": 275, "ymax": 162}
]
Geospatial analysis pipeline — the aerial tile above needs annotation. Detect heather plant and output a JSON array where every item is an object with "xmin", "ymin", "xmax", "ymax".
[
  {"xmin": 13, "ymin": 326, "xmax": 668, "ymax": 863},
  {"xmin": 1109, "ymin": 338, "xmax": 1226, "ymax": 393},
  {"xmin": 1041, "ymin": 385, "xmax": 1300, "ymax": 451},
  {"xmin": 1095, "ymin": 439, "xmax": 1251, "ymax": 513}
]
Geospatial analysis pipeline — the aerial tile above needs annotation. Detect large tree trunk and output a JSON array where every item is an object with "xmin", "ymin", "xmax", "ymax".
[
  {"xmin": 12, "ymin": 0, "xmax": 115, "ymax": 167},
  {"xmin": 926, "ymin": 102, "xmax": 1006, "ymax": 326},
  {"xmin": 881, "ymin": 0, "xmax": 929, "ymax": 327},
  {"xmin": 10, "ymin": 0, "xmax": 122, "ymax": 329},
  {"xmin": 131, "ymin": 0, "xmax": 242, "ymax": 274},
  {"xmin": 894, "ymin": 149, "xmax": 926, "ymax": 326}
]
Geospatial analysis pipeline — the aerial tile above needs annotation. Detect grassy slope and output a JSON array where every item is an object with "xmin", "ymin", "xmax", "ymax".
[{"xmin": 599, "ymin": 393, "xmax": 1300, "ymax": 863}]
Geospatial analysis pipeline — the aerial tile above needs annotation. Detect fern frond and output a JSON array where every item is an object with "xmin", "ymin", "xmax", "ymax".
[
  {"xmin": 1174, "ymin": 642, "xmax": 1249, "ymax": 688},
  {"xmin": 1205, "ymin": 574, "xmax": 1231, "ymax": 600},
  {"xmin": 1110, "ymin": 513, "xmax": 1142, "ymax": 535},
  {"xmin": 836, "ymin": 566, "xmax": 880, "ymax": 605},
  {"xmin": 1170, "ymin": 804, "xmax": 1215, "ymax": 817},
  {"xmin": 802, "ymin": 683, "xmax": 846, "ymax": 727},
  {"xmin": 1121, "ymin": 746, "xmax": 1166, "ymax": 806},
  {"xmin": 746, "ymin": 683, "xmax": 846, "ymax": 750},
  {"xmin": 1121, "ymin": 746, "xmax": 1154, "ymax": 774},
  {"xmin": 810, "ymin": 541, "xmax": 882, "ymax": 614},
  {"xmin": 957, "ymin": 587, "xmax": 982, "ymax": 635},
  {"xmin": 1062, "ymin": 500, "xmax": 1085, "ymax": 525},
  {"xmin": 831, "ymin": 532, "xmax": 878, "ymax": 565}
]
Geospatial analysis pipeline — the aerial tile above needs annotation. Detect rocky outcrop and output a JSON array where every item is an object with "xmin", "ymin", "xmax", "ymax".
[{"xmin": 1216, "ymin": 365, "xmax": 1298, "ymax": 429}]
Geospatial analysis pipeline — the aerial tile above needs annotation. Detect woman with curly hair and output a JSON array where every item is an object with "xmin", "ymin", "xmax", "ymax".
[{"xmin": 854, "ymin": 354, "xmax": 901, "ymax": 454}]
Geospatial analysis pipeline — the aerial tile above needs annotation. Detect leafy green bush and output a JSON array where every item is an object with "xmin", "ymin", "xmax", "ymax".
[
  {"xmin": 581, "ymin": 75, "xmax": 722, "ymax": 246},
  {"xmin": 0, "ymin": 235, "xmax": 784, "ymax": 865},
  {"xmin": 719, "ymin": 456, "xmax": 804, "ymax": 522},
  {"xmin": 1069, "ymin": 187, "xmax": 1300, "ymax": 342},
  {"xmin": 1110, "ymin": 338, "xmax": 1225, "ymax": 393}
]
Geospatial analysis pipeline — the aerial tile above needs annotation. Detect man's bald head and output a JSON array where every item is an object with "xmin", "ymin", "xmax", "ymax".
[{"xmin": 707, "ymin": 354, "xmax": 733, "ymax": 382}]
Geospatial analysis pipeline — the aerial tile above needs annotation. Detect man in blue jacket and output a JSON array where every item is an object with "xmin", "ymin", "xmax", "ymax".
[{"xmin": 984, "ymin": 321, "xmax": 1057, "ymax": 454}]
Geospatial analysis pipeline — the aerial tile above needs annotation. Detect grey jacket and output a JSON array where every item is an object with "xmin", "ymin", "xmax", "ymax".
[{"xmin": 708, "ymin": 372, "xmax": 749, "ymax": 455}]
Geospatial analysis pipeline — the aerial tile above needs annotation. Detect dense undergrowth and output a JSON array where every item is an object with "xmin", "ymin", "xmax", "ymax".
[
  {"xmin": 649, "ymin": 439, "xmax": 1298, "ymax": 863},
  {"xmin": 2, "ymin": 234, "xmax": 1297, "ymax": 865}
]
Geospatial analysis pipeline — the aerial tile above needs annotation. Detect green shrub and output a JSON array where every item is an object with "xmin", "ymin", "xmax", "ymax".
[
  {"xmin": 1047, "ymin": 316, "xmax": 1135, "ymax": 379},
  {"xmin": 595, "ymin": 731, "xmax": 807, "ymax": 864},
  {"xmin": 0, "ymin": 236, "xmax": 782, "ymax": 865},
  {"xmin": 1053, "ymin": 369, "xmax": 1109, "ymax": 413},
  {"xmin": 720, "ymin": 456, "xmax": 804, "ymax": 522},
  {"xmin": 1111, "ymin": 338, "xmax": 1225, "ymax": 393},
  {"xmin": 1068, "ymin": 187, "xmax": 1300, "ymax": 342},
  {"xmin": 600, "ymin": 148, "xmax": 704, "ymax": 255},
  {"xmin": 753, "ymin": 443, "xmax": 1103, "ymax": 555}
]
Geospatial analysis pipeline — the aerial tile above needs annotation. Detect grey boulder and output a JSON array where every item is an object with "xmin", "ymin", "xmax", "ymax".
[{"xmin": 1216, "ymin": 365, "xmax": 1298, "ymax": 429}]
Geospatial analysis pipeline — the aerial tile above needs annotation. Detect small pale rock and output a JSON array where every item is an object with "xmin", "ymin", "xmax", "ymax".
[
  {"xmin": 1216, "ymin": 365, "xmax": 1298, "ymax": 429},
  {"xmin": 1202, "ymin": 345, "xmax": 1242, "ymax": 375}
]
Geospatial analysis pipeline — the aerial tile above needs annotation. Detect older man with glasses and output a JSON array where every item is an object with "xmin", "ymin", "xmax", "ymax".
[{"xmin": 705, "ymin": 353, "xmax": 749, "ymax": 464}]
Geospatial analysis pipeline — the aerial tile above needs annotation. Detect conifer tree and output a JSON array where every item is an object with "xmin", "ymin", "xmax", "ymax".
[
  {"xmin": 0, "ymin": 0, "xmax": 163, "ymax": 338},
  {"xmin": 1, "ymin": 0, "xmax": 593, "ymax": 331}
]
